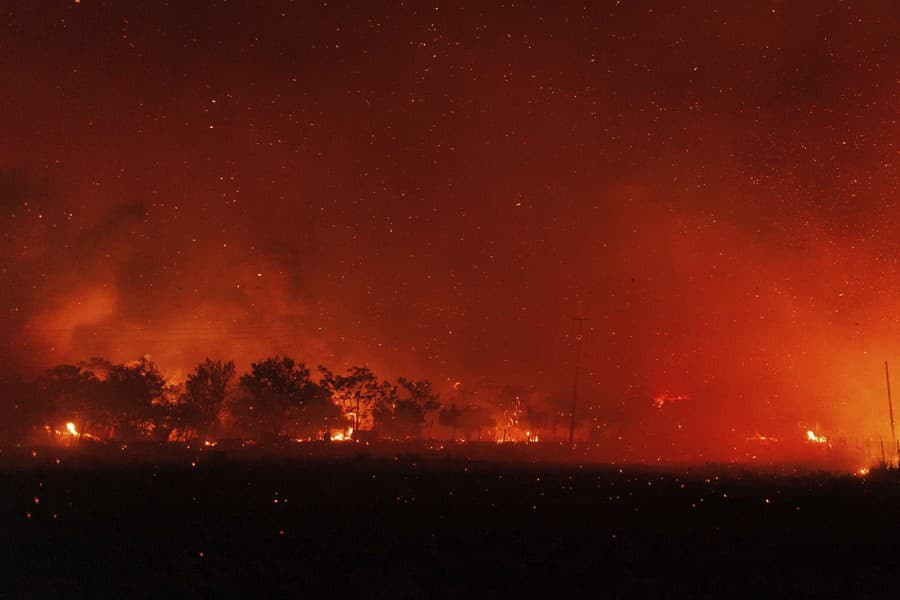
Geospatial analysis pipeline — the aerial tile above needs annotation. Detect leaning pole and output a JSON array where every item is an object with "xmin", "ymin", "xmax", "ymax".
[{"xmin": 885, "ymin": 361, "xmax": 897, "ymax": 467}]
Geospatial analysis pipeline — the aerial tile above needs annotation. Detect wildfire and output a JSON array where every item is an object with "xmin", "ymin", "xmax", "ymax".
[
  {"xmin": 42, "ymin": 420, "xmax": 98, "ymax": 442},
  {"xmin": 805, "ymin": 429, "xmax": 828, "ymax": 444},
  {"xmin": 330, "ymin": 427, "xmax": 354, "ymax": 442}
]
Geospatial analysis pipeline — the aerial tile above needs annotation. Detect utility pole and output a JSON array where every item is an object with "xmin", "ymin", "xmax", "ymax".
[
  {"xmin": 886, "ymin": 361, "xmax": 897, "ymax": 467},
  {"xmin": 569, "ymin": 317, "xmax": 587, "ymax": 447}
]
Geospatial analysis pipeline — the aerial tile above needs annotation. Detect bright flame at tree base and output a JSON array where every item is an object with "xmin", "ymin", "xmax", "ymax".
[
  {"xmin": 330, "ymin": 427, "xmax": 354, "ymax": 442},
  {"xmin": 806, "ymin": 429, "xmax": 828, "ymax": 444}
]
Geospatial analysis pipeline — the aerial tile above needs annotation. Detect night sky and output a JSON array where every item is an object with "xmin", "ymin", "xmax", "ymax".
[{"xmin": 1, "ymin": 1, "xmax": 897, "ymax": 452}]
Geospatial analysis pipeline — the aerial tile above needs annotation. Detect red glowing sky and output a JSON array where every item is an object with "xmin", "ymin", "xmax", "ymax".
[{"xmin": 0, "ymin": 1, "xmax": 898, "ymax": 448}]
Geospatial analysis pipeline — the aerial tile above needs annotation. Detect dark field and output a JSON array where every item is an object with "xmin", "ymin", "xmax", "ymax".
[{"xmin": 2, "ymin": 445, "xmax": 898, "ymax": 598}]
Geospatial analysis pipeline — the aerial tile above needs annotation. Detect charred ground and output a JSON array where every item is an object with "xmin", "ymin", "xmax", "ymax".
[{"xmin": 1, "ymin": 445, "xmax": 898, "ymax": 598}]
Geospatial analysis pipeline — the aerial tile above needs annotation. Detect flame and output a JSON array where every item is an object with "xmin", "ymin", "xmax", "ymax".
[
  {"xmin": 857, "ymin": 467, "xmax": 870, "ymax": 476},
  {"xmin": 491, "ymin": 395, "xmax": 542, "ymax": 443},
  {"xmin": 65, "ymin": 422, "xmax": 79, "ymax": 437},
  {"xmin": 494, "ymin": 428, "xmax": 540, "ymax": 444},
  {"xmin": 805, "ymin": 429, "xmax": 828, "ymax": 444},
  {"xmin": 330, "ymin": 427, "xmax": 354, "ymax": 442}
]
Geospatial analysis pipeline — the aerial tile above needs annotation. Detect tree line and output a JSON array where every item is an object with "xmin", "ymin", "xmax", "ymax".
[{"xmin": 0, "ymin": 355, "xmax": 551, "ymax": 444}]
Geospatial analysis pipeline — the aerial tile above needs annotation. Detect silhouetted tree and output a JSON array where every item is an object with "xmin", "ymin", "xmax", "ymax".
[
  {"xmin": 376, "ymin": 378, "xmax": 441, "ymax": 440},
  {"xmin": 319, "ymin": 365, "xmax": 387, "ymax": 434},
  {"xmin": 37, "ymin": 364, "xmax": 102, "ymax": 439},
  {"xmin": 459, "ymin": 405, "xmax": 496, "ymax": 441},
  {"xmin": 440, "ymin": 403, "xmax": 495, "ymax": 441},
  {"xmin": 77, "ymin": 356, "xmax": 116, "ymax": 380},
  {"xmin": 371, "ymin": 382, "xmax": 400, "ymax": 438},
  {"xmin": 439, "ymin": 404, "xmax": 464, "ymax": 440},
  {"xmin": 102, "ymin": 356, "xmax": 167, "ymax": 440},
  {"xmin": 183, "ymin": 359, "xmax": 236, "ymax": 440},
  {"xmin": 235, "ymin": 356, "xmax": 340, "ymax": 441},
  {"xmin": 294, "ymin": 382, "xmax": 344, "ymax": 439},
  {"xmin": 156, "ymin": 379, "xmax": 185, "ymax": 441}
]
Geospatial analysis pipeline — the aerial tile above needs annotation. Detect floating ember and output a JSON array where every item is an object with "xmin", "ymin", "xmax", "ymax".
[
  {"xmin": 652, "ymin": 393, "xmax": 690, "ymax": 409},
  {"xmin": 747, "ymin": 433, "xmax": 779, "ymax": 443}
]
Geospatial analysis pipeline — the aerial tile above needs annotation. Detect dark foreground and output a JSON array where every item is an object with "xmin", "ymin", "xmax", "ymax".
[{"xmin": 1, "ymin": 447, "xmax": 898, "ymax": 598}]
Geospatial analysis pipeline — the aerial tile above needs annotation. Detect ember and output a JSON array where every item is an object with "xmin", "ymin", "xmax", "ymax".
[
  {"xmin": 652, "ymin": 393, "xmax": 690, "ymax": 409},
  {"xmin": 806, "ymin": 430, "xmax": 828, "ymax": 445}
]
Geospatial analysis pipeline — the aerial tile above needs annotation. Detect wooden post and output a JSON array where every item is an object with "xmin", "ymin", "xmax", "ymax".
[{"xmin": 569, "ymin": 317, "xmax": 587, "ymax": 446}]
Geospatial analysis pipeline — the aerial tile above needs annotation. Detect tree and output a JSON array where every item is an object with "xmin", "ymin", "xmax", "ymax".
[
  {"xmin": 184, "ymin": 359, "xmax": 236, "ymax": 441},
  {"xmin": 102, "ymin": 356, "xmax": 167, "ymax": 440},
  {"xmin": 77, "ymin": 357, "xmax": 115, "ymax": 379},
  {"xmin": 439, "ymin": 403, "xmax": 495, "ymax": 441},
  {"xmin": 439, "ymin": 404, "xmax": 463, "ymax": 440},
  {"xmin": 375, "ymin": 378, "xmax": 441, "ymax": 440},
  {"xmin": 458, "ymin": 405, "xmax": 495, "ymax": 441},
  {"xmin": 295, "ymin": 382, "xmax": 344, "ymax": 439},
  {"xmin": 236, "ymin": 356, "xmax": 340, "ymax": 441},
  {"xmin": 397, "ymin": 378, "xmax": 441, "ymax": 412},
  {"xmin": 37, "ymin": 364, "xmax": 102, "ymax": 439},
  {"xmin": 319, "ymin": 365, "xmax": 387, "ymax": 434}
]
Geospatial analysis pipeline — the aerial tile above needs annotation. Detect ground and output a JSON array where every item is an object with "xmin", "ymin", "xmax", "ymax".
[{"xmin": 1, "ymin": 444, "xmax": 897, "ymax": 598}]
